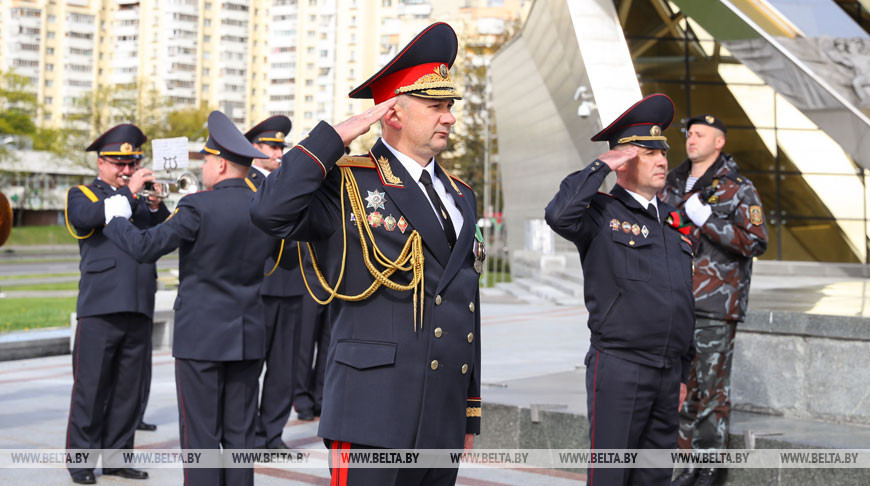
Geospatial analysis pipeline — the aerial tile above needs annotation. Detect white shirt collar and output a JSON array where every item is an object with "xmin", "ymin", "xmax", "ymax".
[
  {"xmin": 380, "ymin": 138, "xmax": 435, "ymax": 183},
  {"xmin": 251, "ymin": 164, "xmax": 270, "ymax": 177},
  {"xmin": 624, "ymin": 187, "xmax": 658, "ymax": 212},
  {"xmin": 97, "ymin": 177, "xmax": 118, "ymax": 191}
]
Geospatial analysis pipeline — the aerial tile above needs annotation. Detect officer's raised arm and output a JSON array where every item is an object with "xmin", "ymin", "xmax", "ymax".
[
  {"xmin": 249, "ymin": 98, "xmax": 396, "ymax": 241},
  {"xmin": 544, "ymin": 145, "xmax": 638, "ymax": 243}
]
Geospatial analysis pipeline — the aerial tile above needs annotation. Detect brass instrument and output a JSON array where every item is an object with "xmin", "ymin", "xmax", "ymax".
[
  {"xmin": 0, "ymin": 191, "xmax": 12, "ymax": 247},
  {"xmin": 123, "ymin": 171, "xmax": 199, "ymax": 199}
]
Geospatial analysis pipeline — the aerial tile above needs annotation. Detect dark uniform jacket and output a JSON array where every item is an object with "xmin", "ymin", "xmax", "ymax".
[
  {"xmin": 545, "ymin": 160, "xmax": 696, "ymax": 383},
  {"xmin": 103, "ymin": 178, "xmax": 270, "ymax": 361},
  {"xmin": 247, "ymin": 168, "xmax": 306, "ymax": 297},
  {"xmin": 67, "ymin": 179, "xmax": 170, "ymax": 319},
  {"xmin": 250, "ymin": 122, "xmax": 481, "ymax": 450},
  {"xmin": 660, "ymin": 154, "xmax": 768, "ymax": 322}
]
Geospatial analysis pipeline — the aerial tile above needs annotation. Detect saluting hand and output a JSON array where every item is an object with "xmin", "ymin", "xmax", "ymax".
[
  {"xmin": 333, "ymin": 98, "xmax": 398, "ymax": 146},
  {"xmin": 597, "ymin": 144, "xmax": 639, "ymax": 171},
  {"xmin": 127, "ymin": 168, "xmax": 156, "ymax": 195}
]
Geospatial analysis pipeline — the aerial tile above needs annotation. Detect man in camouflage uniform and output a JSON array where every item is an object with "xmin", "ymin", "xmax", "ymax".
[{"xmin": 661, "ymin": 114, "xmax": 768, "ymax": 486}]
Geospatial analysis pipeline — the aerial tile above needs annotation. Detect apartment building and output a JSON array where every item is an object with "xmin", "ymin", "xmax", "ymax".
[{"xmin": 0, "ymin": 0, "xmax": 527, "ymax": 141}]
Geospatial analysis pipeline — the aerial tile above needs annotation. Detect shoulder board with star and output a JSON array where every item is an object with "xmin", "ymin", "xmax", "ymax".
[{"xmin": 337, "ymin": 155, "xmax": 376, "ymax": 169}]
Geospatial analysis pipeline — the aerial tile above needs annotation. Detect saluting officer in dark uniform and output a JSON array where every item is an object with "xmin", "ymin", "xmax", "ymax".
[
  {"xmin": 65, "ymin": 124, "xmax": 167, "ymax": 485},
  {"xmin": 251, "ymin": 23, "xmax": 482, "ymax": 486},
  {"xmin": 545, "ymin": 94, "xmax": 696, "ymax": 486},
  {"xmin": 102, "ymin": 111, "xmax": 270, "ymax": 486},
  {"xmin": 243, "ymin": 115, "xmax": 305, "ymax": 449}
]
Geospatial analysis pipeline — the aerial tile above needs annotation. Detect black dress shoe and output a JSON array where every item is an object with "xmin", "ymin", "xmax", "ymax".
[
  {"xmin": 297, "ymin": 409, "xmax": 315, "ymax": 421},
  {"xmin": 136, "ymin": 421, "xmax": 157, "ymax": 431},
  {"xmin": 103, "ymin": 468, "xmax": 149, "ymax": 480},
  {"xmin": 71, "ymin": 471, "xmax": 96, "ymax": 484},
  {"xmin": 694, "ymin": 467, "xmax": 725, "ymax": 486},
  {"xmin": 671, "ymin": 466, "xmax": 697, "ymax": 486}
]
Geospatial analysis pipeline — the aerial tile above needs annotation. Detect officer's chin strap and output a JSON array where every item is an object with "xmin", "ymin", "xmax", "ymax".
[{"xmin": 299, "ymin": 166, "xmax": 426, "ymax": 331}]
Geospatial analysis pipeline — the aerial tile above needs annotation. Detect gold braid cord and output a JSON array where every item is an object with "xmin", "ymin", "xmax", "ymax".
[
  {"xmin": 64, "ymin": 187, "xmax": 95, "ymax": 240},
  {"xmin": 264, "ymin": 239, "xmax": 285, "ymax": 277},
  {"xmin": 299, "ymin": 166, "xmax": 426, "ymax": 331}
]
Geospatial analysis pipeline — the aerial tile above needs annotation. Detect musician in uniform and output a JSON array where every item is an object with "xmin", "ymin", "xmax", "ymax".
[
  {"xmin": 545, "ymin": 94, "xmax": 696, "ymax": 486},
  {"xmin": 64, "ymin": 124, "xmax": 167, "ymax": 484},
  {"xmin": 250, "ymin": 22, "xmax": 483, "ymax": 486},
  {"xmin": 101, "ymin": 111, "xmax": 270, "ymax": 486}
]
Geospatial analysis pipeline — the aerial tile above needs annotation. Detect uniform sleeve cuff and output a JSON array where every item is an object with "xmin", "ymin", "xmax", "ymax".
[
  {"xmin": 291, "ymin": 121, "xmax": 346, "ymax": 179},
  {"xmin": 465, "ymin": 397, "xmax": 481, "ymax": 434},
  {"xmin": 585, "ymin": 159, "xmax": 611, "ymax": 175}
]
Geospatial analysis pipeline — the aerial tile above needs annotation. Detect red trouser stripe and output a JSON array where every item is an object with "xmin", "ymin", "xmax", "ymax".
[{"xmin": 330, "ymin": 441, "xmax": 350, "ymax": 486}]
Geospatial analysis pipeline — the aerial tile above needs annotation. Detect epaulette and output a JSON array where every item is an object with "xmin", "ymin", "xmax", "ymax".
[
  {"xmin": 446, "ymin": 171, "xmax": 472, "ymax": 191},
  {"xmin": 337, "ymin": 155, "xmax": 376, "ymax": 169},
  {"xmin": 596, "ymin": 191, "xmax": 615, "ymax": 198},
  {"xmin": 76, "ymin": 185, "xmax": 99, "ymax": 203},
  {"xmin": 721, "ymin": 172, "xmax": 746, "ymax": 185}
]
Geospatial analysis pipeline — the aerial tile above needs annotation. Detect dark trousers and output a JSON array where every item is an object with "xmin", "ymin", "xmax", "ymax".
[
  {"xmin": 138, "ymin": 320, "xmax": 154, "ymax": 424},
  {"xmin": 325, "ymin": 439, "xmax": 459, "ymax": 486},
  {"xmin": 585, "ymin": 347, "xmax": 681, "ymax": 486},
  {"xmin": 255, "ymin": 295, "xmax": 302, "ymax": 448},
  {"xmin": 66, "ymin": 313, "xmax": 150, "ymax": 475},
  {"xmin": 176, "ymin": 358, "xmax": 260, "ymax": 486},
  {"xmin": 294, "ymin": 296, "xmax": 329, "ymax": 413}
]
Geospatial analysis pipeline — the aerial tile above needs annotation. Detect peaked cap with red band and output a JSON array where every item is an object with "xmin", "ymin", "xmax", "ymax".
[
  {"xmin": 349, "ymin": 22, "xmax": 461, "ymax": 104},
  {"xmin": 591, "ymin": 93, "xmax": 674, "ymax": 150},
  {"xmin": 86, "ymin": 124, "xmax": 147, "ymax": 160}
]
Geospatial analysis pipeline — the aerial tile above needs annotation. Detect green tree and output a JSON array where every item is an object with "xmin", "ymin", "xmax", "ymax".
[
  {"xmin": 0, "ymin": 70, "xmax": 38, "ymax": 136},
  {"xmin": 438, "ymin": 20, "xmax": 520, "ymax": 216},
  {"xmin": 166, "ymin": 103, "xmax": 211, "ymax": 142}
]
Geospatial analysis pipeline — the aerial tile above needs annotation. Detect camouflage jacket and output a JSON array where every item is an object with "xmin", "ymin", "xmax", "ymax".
[{"xmin": 660, "ymin": 154, "xmax": 768, "ymax": 322}]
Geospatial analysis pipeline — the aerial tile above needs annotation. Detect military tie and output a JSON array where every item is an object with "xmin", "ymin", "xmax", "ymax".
[
  {"xmin": 419, "ymin": 170, "xmax": 457, "ymax": 248},
  {"xmin": 646, "ymin": 203, "xmax": 659, "ymax": 224}
]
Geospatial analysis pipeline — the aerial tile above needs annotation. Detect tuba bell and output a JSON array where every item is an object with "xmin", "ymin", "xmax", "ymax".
[{"xmin": 139, "ymin": 171, "xmax": 199, "ymax": 199}]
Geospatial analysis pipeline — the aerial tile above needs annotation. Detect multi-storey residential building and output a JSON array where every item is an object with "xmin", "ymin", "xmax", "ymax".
[{"xmin": 0, "ymin": 0, "xmax": 527, "ymax": 142}]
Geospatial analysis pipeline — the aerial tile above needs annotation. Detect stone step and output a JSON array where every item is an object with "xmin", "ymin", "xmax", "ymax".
[
  {"xmin": 512, "ymin": 277, "xmax": 579, "ymax": 306},
  {"xmin": 494, "ymin": 281, "xmax": 550, "ymax": 305}
]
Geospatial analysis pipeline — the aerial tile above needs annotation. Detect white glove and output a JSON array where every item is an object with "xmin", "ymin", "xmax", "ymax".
[
  {"xmin": 684, "ymin": 193, "xmax": 712, "ymax": 227},
  {"xmin": 104, "ymin": 194, "xmax": 132, "ymax": 224}
]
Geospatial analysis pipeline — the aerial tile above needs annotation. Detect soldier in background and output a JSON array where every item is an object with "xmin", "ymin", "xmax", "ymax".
[
  {"xmin": 662, "ymin": 115, "xmax": 768, "ymax": 486},
  {"xmin": 102, "ymin": 111, "xmax": 270, "ymax": 486},
  {"xmin": 64, "ymin": 124, "xmax": 168, "ymax": 484},
  {"xmin": 293, "ymin": 298, "xmax": 329, "ymax": 421},
  {"xmin": 244, "ymin": 115, "xmax": 307, "ymax": 448}
]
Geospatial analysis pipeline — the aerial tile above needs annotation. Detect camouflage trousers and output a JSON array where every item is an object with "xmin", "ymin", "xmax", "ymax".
[{"xmin": 678, "ymin": 318, "xmax": 738, "ymax": 451}]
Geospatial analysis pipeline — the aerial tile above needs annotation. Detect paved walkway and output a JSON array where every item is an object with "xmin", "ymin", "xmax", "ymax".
[{"xmin": 0, "ymin": 299, "xmax": 590, "ymax": 485}]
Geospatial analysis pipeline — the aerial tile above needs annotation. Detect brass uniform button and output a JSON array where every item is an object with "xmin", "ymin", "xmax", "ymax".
[
  {"xmin": 461, "ymin": 364, "xmax": 468, "ymax": 374},
  {"xmin": 467, "ymin": 332, "xmax": 474, "ymax": 343},
  {"xmin": 629, "ymin": 240, "xmax": 635, "ymax": 246},
  {"xmin": 430, "ymin": 360, "xmax": 439, "ymax": 371},
  {"xmin": 434, "ymin": 327, "xmax": 443, "ymax": 338},
  {"xmin": 468, "ymin": 302, "xmax": 475, "ymax": 312},
  {"xmin": 435, "ymin": 295, "xmax": 442, "ymax": 305}
]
